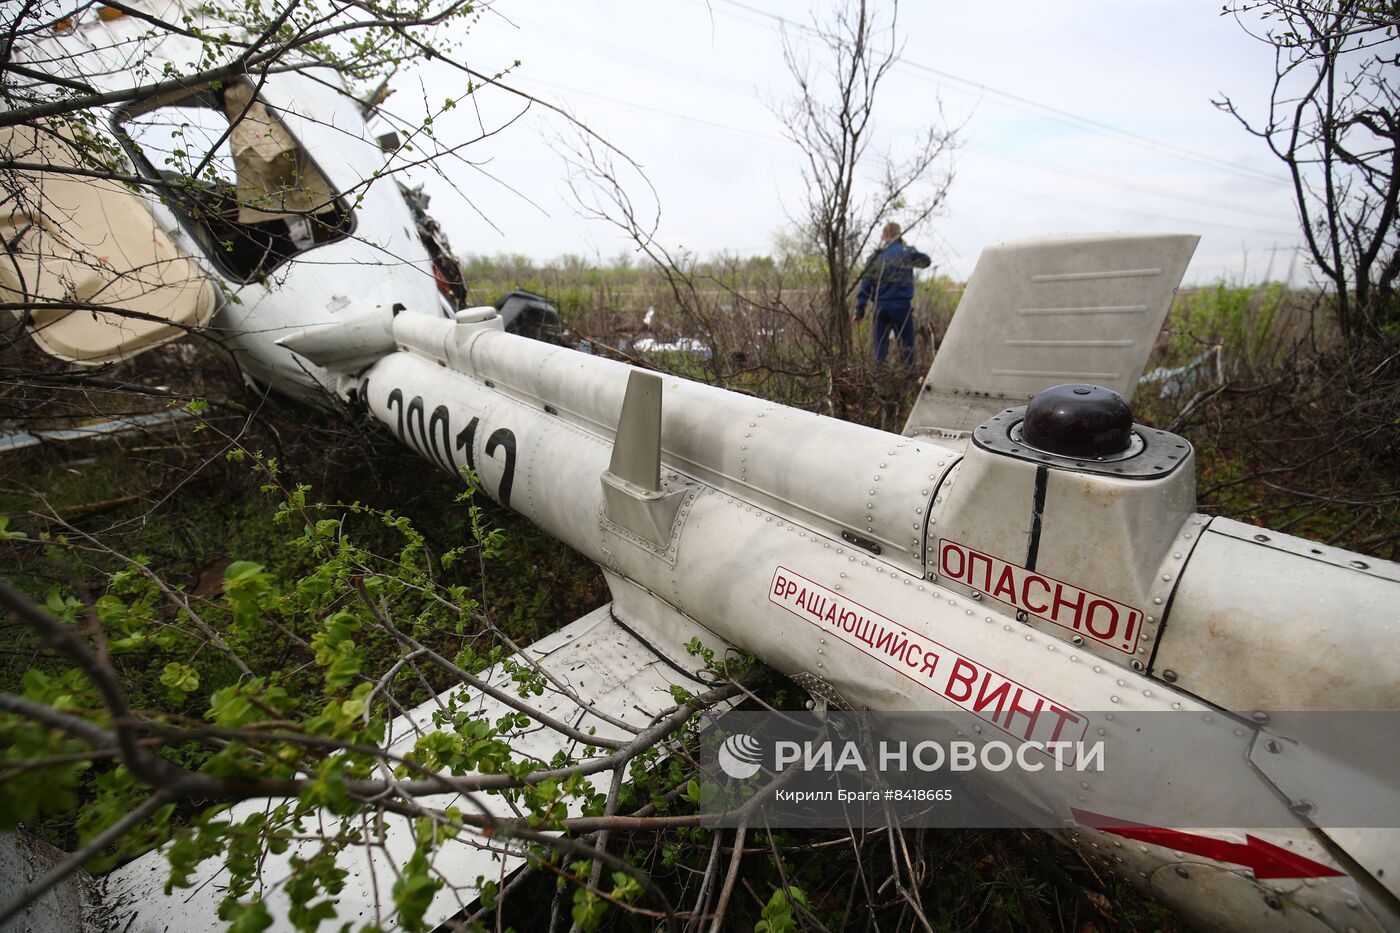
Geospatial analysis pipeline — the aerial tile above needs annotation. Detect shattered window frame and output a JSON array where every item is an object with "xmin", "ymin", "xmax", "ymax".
[{"xmin": 112, "ymin": 80, "xmax": 356, "ymax": 284}]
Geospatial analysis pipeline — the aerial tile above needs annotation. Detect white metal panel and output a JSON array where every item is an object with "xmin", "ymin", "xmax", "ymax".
[
  {"xmin": 1153, "ymin": 521, "xmax": 1400, "ymax": 712},
  {"xmin": 1066, "ymin": 815, "xmax": 1390, "ymax": 930},
  {"xmin": 925, "ymin": 439, "xmax": 1198, "ymax": 667},
  {"xmin": 102, "ymin": 607, "xmax": 705, "ymax": 933},
  {"xmin": 1248, "ymin": 728, "xmax": 1400, "ymax": 905},
  {"xmin": 649, "ymin": 492, "xmax": 1382, "ymax": 932},
  {"xmin": 0, "ymin": 830, "xmax": 97, "ymax": 933},
  {"xmin": 345, "ymin": 319, "xmax": 1392, "ymax": 933},
  {"xmin": 452, "ymin": 327, "xmax": 960, "ymax": 577},
  {"xmin": 1141, "ymin": 860, "xmax": 1334, "ymax": 931},
  {"xmin": 903, "ymin": 233, "xmax": 1199, "ymax": 439},
  {"xmin": 210, "ymin": 69, "xmax": 445, "ymax": 404},
  {"xmin": 1317, "ymin": 828, "xmax": 1400, "ymax": 908}
]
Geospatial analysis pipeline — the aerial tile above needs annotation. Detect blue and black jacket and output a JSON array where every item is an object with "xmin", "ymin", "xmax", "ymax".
[{"xmin": 854, "ymin": 240, "xmax": 932, "ymax": 318}]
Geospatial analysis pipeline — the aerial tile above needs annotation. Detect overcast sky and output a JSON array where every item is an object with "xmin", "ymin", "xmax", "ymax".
[{"xmin": 392, "ymin": 0, "xmax": 1304, "ymax": 285}]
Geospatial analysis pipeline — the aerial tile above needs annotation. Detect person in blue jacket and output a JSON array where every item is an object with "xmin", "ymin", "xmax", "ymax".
[{"xmin": 853, "ymin": 222, "xmax": 931, "ymax": 370}]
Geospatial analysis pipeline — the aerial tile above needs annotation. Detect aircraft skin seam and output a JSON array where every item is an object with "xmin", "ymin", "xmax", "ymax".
[
  {"xmin": 919, "ymin": 457, "xmax": 961, "ymax": 573},
  {"xmin": 606, "ymin": 606, "xmax": 714, "ymax": 688},
  {"xmin": 1144, "ymin": 516, "xmax": 1214, "ymax": 678},
  {"xmin": 1026, "ymin": 464, "xmax": 1049, "ymax": 571}
]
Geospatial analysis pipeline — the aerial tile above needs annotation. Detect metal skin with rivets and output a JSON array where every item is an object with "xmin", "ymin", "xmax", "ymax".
[{"xmin": 298, "ymin": 301, "xmax": 1399, "ymax": 932}]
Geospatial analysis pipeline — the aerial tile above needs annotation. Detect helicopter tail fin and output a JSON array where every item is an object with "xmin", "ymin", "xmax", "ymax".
[{"xmin": 902, "ymin": 233, "xmax": 1198, "ymax": 441}]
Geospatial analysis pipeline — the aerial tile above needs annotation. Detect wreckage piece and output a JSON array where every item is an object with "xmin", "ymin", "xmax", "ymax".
[
  {"xmin": 0, "ymin": 122, "xmax": 219, "ymax": 365},
  {"xmin": 7, "ymin": 8, "xmax": 449, "ymax": 401},
  {"xmin": 495, "ymin": 290, "xmax": 566, "ymax": 344},
  {"xmin": 100, "ymin": 604, "xmax": 717, "ymax": 932},
  {"xmin": 277, "ymin": 263, "xmax": 1395, "ymax": 931}
]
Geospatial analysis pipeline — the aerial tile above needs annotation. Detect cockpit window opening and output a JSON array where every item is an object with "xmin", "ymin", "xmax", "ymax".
[{"xmin": 114, "ymin": 79, "xmax": 354, "ymax": 283}]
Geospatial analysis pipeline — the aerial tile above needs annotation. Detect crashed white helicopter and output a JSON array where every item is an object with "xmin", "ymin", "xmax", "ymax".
[{"xmin": 4, "ymin": 4, "xmax": 1399, "ymax": 933}]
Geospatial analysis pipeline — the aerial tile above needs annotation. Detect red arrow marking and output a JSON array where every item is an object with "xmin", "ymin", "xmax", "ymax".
[{"xmin": 1071, "ymin": 808, "xmax": 1344, "ymax": 880}]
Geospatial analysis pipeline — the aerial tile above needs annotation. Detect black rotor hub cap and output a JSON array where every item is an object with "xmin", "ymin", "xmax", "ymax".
[{"xmin": 1021, "ymin": 384, "xmax": 1134, "ymax": 458}]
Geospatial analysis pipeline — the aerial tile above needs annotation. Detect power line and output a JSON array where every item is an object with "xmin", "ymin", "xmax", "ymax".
[
  {"xmin": 971, "ymin": 181, "xmax": 1298, "ymax": 238},
  {"xmin": 963, "ymin": 143, "xmax": 1295, "ymax": 223},
  {"xmin": 508, "ymin": 15, "xmax": 1296, "ymax": 227},
  {"xmin": 514, "ymin": 76, "xmax": 1301, "ymax": 241},
  {"xmin": 520, "ymin": 76, "xmax": 785, "ymax": 142},
  {"xmin": 700, "ymin": 0, "xmax": 1289, "ymax": 187}
]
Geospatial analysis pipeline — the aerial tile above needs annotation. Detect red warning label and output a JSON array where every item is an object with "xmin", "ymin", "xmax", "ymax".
[
  {"xmin": 770, "ymin": 567, "xmax": 1086, "ymax": 746},
  {"xmin": 937, "ymin": 540, "xmax": 1142, "ymax": 654}
]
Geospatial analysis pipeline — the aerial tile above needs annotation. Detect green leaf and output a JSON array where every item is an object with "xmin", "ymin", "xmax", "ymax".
[
  {"xmin": 754, "ymin": 885, "xmax": 807, "ymax": 933},
  {"xmin": 609, "ymin": 871, "xmax": 642, "ymax": 903},
  {"xmin": 159, "ymin": 662, "xmax": 200, "ymax": 694},
  {"xmin": 218, "ymin": 898, "xmax": 272, "ymax": 933},
  {"xmin": 391, "ymin": 850, "xmax": 442, "ymax": 931},
  {"xmin": 570, "ymin": 888, "xmax": 607, "ymax": 931},
  {"xmin": 207, "ymin": 686, "xmax": 257, "ymax": 728},
  {"xmin": 224, "ymin": 560, "xmax": 266, "ymax": 582}
]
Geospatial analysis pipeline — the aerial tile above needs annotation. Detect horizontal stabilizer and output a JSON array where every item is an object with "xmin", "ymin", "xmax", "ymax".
[
  {"xmin": 903, "ymin": 233, "xmax": 1198, "ymax": 440},
  {"xmin": 103, "ymin": 603, "xmax": 723, "ymax": 933}
]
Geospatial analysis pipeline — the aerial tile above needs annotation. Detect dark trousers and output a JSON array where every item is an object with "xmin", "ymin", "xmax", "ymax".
[{"xmin": 874, "ymin": 304, "xmax": 916, "ymax": 369}]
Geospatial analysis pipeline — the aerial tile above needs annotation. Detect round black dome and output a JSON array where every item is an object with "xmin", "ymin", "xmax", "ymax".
[{"xmin": 1021, "ymin": 384, "xmax": 1134, "ymax": 458}]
